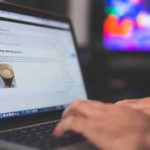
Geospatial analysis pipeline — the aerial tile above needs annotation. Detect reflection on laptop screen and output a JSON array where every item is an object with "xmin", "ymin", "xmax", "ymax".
[{"xmin": 0, "ymin": 9, "xmax": 87, "ymax": 119}]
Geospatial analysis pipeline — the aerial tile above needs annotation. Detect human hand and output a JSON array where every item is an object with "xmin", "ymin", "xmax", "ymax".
[
  {"xmin": 53, "ymin": 100, "xmax": 150, "ymax": 150},
  {"xmin": 116, "ymin": 97, "xmax": 150, "ymax": 116}
]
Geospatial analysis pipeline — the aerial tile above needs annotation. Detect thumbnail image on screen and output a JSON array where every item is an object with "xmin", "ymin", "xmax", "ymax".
[{"xmin": 103, "ymin": 0, "xmax": 150, "ymax": 51}]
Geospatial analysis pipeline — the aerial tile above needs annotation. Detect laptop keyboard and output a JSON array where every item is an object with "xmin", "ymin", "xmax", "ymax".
[{"xmin": 0, "ymin": 121, "xmax": 85, "ymax": 150}]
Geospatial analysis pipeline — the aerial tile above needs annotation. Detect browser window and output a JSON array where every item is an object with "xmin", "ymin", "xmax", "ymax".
[{"xmin": 0, "ymin": 10, "xmax": 87, "ymax": 118}]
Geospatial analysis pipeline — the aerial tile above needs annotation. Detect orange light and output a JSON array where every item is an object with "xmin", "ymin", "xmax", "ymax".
[
  {"xmin": 121, "ymin": 18, "xmax": 134, "ymax": 37},
  {"xmin": 104, "ymin": 16, "xmax": 134, "ymax": 38},
  {"xmin": 104, "ymin": 15, "xmax": 118, "ymax": 34}
]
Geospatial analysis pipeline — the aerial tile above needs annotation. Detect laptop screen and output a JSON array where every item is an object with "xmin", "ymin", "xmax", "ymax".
[{"xmin": 0, "ymin": 9, "xmax": 87, "ymax": 119}]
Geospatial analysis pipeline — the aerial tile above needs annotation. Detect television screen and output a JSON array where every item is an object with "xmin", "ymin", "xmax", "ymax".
[{"xmin": 103, "ymin": 0, "xmax": 150, "ymax": 51}]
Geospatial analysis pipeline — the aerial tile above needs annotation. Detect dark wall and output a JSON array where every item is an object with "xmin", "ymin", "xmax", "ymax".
[{"xmin": 90, "ymin": 0, "xmax": 105, "ymax": 49}]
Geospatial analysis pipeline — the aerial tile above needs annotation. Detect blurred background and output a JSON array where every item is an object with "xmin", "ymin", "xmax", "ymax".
[{"xmin": 2, "ymin": 0, "xmax": 150, "ymax": 102}]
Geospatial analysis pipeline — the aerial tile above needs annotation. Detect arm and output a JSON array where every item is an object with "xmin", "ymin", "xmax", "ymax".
[{"xmin": 53, "ymin": 100, "xmax": 150, "ymax": 150}]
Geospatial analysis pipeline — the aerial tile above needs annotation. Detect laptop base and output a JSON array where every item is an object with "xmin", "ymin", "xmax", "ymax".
[{"xmin": 0, "ymin": 140, "xmax": 98, "ymax": 150}]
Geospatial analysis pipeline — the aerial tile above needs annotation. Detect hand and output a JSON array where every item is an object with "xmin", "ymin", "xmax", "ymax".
[
  {"xmin": 116, "ymin": 97, "xmax": 150, "ymax": 116},
  {"xmin": 53, "ymin": 100, "xmax": 150, "ymax": 150}
]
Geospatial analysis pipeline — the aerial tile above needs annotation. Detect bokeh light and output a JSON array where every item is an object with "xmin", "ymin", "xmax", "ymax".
[{"xmin": 103, "ymin": 0, "xmax": 150, "ymax": 51}]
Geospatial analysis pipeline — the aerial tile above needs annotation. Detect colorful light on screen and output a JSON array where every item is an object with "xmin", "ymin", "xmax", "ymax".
[
  {"xmin": 133, "ymin": 0, "xmax": 140, "ymax": 4},
  {"xmin": 103, "ymin": 0, "xmax": 150, "ymax": 51}
]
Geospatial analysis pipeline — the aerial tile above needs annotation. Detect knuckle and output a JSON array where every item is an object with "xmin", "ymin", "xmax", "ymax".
[
  {"xmin": 71, "ymin": 100, "xmax": 82, "ymax": 108},
  {"xmin": 65, "ymin": 117, "xmax": 75, "ymax": 129}
]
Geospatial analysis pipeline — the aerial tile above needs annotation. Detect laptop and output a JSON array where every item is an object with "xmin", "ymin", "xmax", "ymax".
[{"xmin": 0, "ymin": 2, "xmax": 97, "ymax": 150}]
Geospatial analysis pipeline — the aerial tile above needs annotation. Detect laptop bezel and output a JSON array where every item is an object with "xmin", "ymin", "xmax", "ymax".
[{"xmin": 0, "ymin": 2, "xmax": 91, "ymax": 130}]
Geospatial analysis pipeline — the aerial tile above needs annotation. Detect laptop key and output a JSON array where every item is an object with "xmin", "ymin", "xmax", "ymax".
[{"xmin": 0, "ymin": 121, "xmax": 85, "ymax": 150}]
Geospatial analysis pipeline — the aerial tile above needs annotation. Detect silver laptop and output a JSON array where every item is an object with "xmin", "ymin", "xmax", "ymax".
[{"xmin": 0, "ymin": 2, "xmax": 97, "ymax": 150}]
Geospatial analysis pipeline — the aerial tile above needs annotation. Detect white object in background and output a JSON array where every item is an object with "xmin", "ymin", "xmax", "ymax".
[{"xmin": 68, "ymin": 0, "xmax": 91, "ymax": 47}]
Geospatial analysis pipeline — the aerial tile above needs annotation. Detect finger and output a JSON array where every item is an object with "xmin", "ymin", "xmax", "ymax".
[
  {"xmin": 115, "ymin": 97, "xmax": 150, "ymax": 105},
  {"xmin": 62, "ymin": 100, "xmax": 91, "ymax": 118},
  {"xmin": 53, "ymin": 116, "xmax": 87, "ymax": 137},
  {"xmin": 86, "ymin": 100, "xmax": 112, "ymax": 109},
  {"xmin": 116, "ymin": 98, "xmax": 150, "ymax": 108},
  {"xmin": 139, "ymin": 97, "xmax": 150, "ymax": 101},
  {"xmin": 116, "ymin": 99, "xmax": 137, "ymax": 104},
  {"xmin": 115, "ymin": 99, "xmax": 139, "ymax": 106},
  {"xmin": 62, "ymin": 100, "xmax": 108, "ymax": 119}
]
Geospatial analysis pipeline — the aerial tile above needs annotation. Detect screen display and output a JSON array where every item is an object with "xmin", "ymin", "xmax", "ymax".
[
  {"xmin": 0, "ymin": 9, "xmax": 87, "ymax": 119},
  {"xmin": 103, "ymin": 0, "xmax": 150, "ymax": 51}
]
